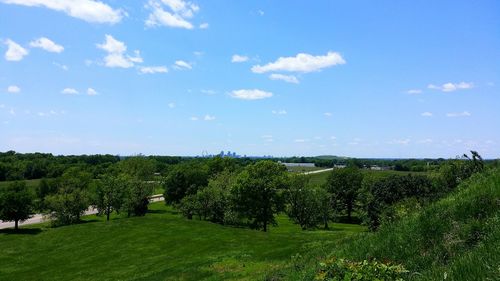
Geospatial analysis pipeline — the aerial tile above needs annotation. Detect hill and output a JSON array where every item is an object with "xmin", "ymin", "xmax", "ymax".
[{"xmin": 278, "ymin": 168, "xmax": 500, "ymax": 280}]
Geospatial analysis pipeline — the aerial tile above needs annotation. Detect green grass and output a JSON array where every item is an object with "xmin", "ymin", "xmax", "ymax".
[
  {"xmin": 306, "ymin": 169, "xmax": 429, "ymax": 187},
  {"xmin": 286, "ymin": 166, "xmax": 325, "ymax": 173},
  {"xmin": 281, "ymin": 168, "xmax": 500, "ymax": 280},
  {"xmin": 0, "ymin": 203, "xmax": 364, "ymax": 281}
]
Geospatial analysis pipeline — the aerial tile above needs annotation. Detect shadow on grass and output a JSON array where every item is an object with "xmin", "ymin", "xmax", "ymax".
[
  {"xmin": 334, "ymin": 216, "xmax": 362, "ymax": 224},
  {"xmin": 0, "ymin": 228, "xmax": 43, "ymax": 235},
  {"xmin": 147, "ymin": 209, "xmax": 169, "ymax": 214},
  {"xmin": 50, "ymin": 219, "xmax": 100, "ymax": 228}
]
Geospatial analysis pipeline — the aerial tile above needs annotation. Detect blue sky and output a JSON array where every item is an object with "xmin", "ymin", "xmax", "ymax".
[{"xmin": 0, "ymin": 0, "xmax": 499, "ymax": 158}]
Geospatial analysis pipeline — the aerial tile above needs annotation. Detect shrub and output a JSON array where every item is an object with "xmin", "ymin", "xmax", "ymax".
[{"xmin": 315, "ymin": 257, "xmax": 408, "ymax": 281}]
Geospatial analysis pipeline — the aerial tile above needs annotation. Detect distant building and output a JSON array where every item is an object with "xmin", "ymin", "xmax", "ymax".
[
  {"xmin": 334, "ymin": 164, "xmax": 347, "ymax": 169},
  {"xmin": 280, "ymin": 162, "xmax": 316, "ymax": 167}
]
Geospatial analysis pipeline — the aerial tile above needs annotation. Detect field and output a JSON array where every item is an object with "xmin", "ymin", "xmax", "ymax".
[
  {"xmin": 0, "ymin": 202, "xmax": 365, "ymax": 281},
  {"xmin": 306, "ymin": 169, "xmax": 430, "ymax": 186},
  {"xmin": 286, "ymin": 166, "xmax": 326, "ymax": 173}
]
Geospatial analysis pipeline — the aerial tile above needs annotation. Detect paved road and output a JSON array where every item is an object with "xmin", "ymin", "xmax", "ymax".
[
  {"xmin": 303, "ymin": 168, "xmax": 334, "ymax": 175},
  {"xmin": 0, "ymin": 194, "xmax": 164, "ymax": 230}
]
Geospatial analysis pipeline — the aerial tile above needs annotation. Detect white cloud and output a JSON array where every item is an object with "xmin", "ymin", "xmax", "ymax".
[
  {"xmin": 294, "ymin": 139, "xmax": 308, "ymax": 143},
  {"xmin": 53, "ymin": 62, "xmax": 68, "ymax": 70},
  {"xmin": 0, "ymin": 0, "xmax": 124, "ymax": 24},
  {"xmin": 97, "ymin": 35, "xmax": 141, "ymax": 68},
  {"xmin": 330, "ymin": 136, "xmax": 337, "ymax": 140},
  {"xmin": 421, "ymin": 112, "xmax": 433, "ymax": 117},
  {"xmin": 272, "ymin": 110, "xmax": 287, "ymax": 115},
  {"xmin": 174, "ymin": 60, "xmax": 192, "ymax": 69},
  {"xmin": 418, "ymin": 138, "xmax": 433, "ymax": 144},
  {"xmin": 127, "ymin": 50, "xmax": 143, "ymax": 63},
  {"xmin": 231, "ymin": 54, "xmax": 249, "ymax": 63},
  {"xmin": 87, "ymin": 88, "xmax": 98, "ymax": 96},
  {"xmin": 201, "ymin": 89, "xmax": 216, "ymax": 95},
  {"xmin": 407, "ymin": 89, "xmax": 422, "ymax": 95},
  {"xmin": 261, "ymin": 135, "xmax": 273, "ymax": 142},
  {"xmin": 269, "ymin": 73, "xmax": 299, "ymax": 84},
  {"xmin": 204, "ymin": 114, "xmax": 215, "ymax": 121},
  {"xmin": 230, "ymin": 89, "xmax": 273, "ymax": 100},
  {"xmin": 4, "ymin": 39, "xmax": 28, "ymax": 61},
  {"xmin": 29, "ymin": 37, "xmax": 64, "ymax": 53},
  {"xmin": 446, "ymin": 111, "xmax": 471, "ymax": 118},
  {"xmin": 145, "ymin": 0, "xmax": 201, "ymax": 29},
  {"xmin": 168, "ymin": 102, "xmax": 175, "ymax": 108},
  {"xmin": 139, "ymin": 66, "xmax": 168, "ymax": 74},
  {"xmin": 61, "ymin": 88, "xmax": 78, "ymax": 95},
  {"xmin": 190, "ymin": 116, "xmax": 198, "ymax": 121},
  {"xmin": 390, "ymin": 138, "xmax": 411, "ymax": 145},
  {"xmin": 251, "ymin": 51, "xmax": 345, "ymax": 73},
  {"xmin": 428, "ymin": 82, "xmax": 473, "ymax": 92},
  {"xmin": 257, "ymin": 10, "xmax": 264, "ymax": 16},
  {"xmin": 324, "ymin": 112, "xmax": 332, "ymax": 117},
  {"xmin": 7, "ymin": 85, "xmax": 20, "ymax": 93},
  {"xmin": 199, "ymin": 22, "xmax": 209, "ymax": 29}
]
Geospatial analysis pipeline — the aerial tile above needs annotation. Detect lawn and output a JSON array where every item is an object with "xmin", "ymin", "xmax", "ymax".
[
  {"xmin": 306, "ymin": 169, "xmax": 430, "ymax": 186},
  {"xmin": 286, "ymin": 166, "xmax": 326, "ymax": 173},
  {"xmin": 0, "ymin": 202, "xmax": 365, "ymax": 281}
]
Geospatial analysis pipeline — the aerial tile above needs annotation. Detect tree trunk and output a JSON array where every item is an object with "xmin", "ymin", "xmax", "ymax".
[
  {"xmin": 324, "ymin": 217, "xmax": 329, "ymax": 230},
  {"xmin": 106, "ymin": 206, "xmax": 110, "ymax": 221},
  {"xmin": 15, "ymin": 219, "xmax": 19, "ymax": 230},
  {"xmin": 347, "ymin": 205, "xmax": 352, "ymax": 222},
  {"xmin": 263, "ymin": 220, "xmax": 267, "ymax": 232}
]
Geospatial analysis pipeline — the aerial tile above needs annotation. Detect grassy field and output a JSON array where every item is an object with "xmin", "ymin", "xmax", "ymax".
[
  {"xmin": 0, "ymin": 203, "xmax": 365, "ymax": 281},
  {"xmin": 286, "ymin": 166, "xmax": 326, "ymax": 173},
  {"xmin": 306, "ymin": 169, "xmax": 430, "ymax": 186}
]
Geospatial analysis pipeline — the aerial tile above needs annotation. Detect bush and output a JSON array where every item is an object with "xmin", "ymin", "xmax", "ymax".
[{"xmin": 315, "ymin": 257, "xmax": 408, "ymax": 281}]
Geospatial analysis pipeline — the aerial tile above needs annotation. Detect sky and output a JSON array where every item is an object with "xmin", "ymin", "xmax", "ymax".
[{"xmin": 0, "ymin": 0, "xmax": 499, "ymax": 158}]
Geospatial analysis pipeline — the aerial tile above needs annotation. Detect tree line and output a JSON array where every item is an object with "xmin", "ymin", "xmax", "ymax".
[{"xmin": 0, "ymin": 151, "xmax": 488, "ymax": 232}]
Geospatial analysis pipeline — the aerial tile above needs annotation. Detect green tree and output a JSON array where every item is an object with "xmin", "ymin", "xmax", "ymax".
[
  {"xmin": 163, "ymin": 163, "xmax": 209, "ymax": 204},
  {"xmin": 286, "ymin": 175, "xmax": 321, "ymax": 230},
  {"xmin": 122, "ymin": 179, "xmax": 152, "ymax": 217},
  {"xmin": 232, "ymin": 161, "xmax": 289, "ymax": 231},
  {"xmin": 324, "ymin": 167, "xmax": 363, "ymax": 222},
  {"xmin": 0, "ymin": 182, "xmax": 35, "ymax": 230},
  {"xmin": 94, "ymin": 175, "xmax": 127, "ymax": 221},
  {"xmin": 43, "ymin": 170, "xmax": 92, "ymax": 225}
]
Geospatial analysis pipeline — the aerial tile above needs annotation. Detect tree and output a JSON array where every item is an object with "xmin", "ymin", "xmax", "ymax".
[
  {"xmin": 0, "ymin": 182, "xmax": 34, "ymax": 230},
  {"xmin": 316, "ymin": 187, "xmax": 333, "ymax": 229},
  {"xmin": 122, "ymin": 179, "xmax": 152, "ymax": 217},
  {"xmin": 94, "ymin": 175, "xmax": 127, "ymax": 221},
  {"xmin": 163, "ymin": 163, "xmax": 209, "ymax": 204},
  {"xmin": 43, "ymin": 170, "xmax": 92, "ymax": 225},
  {"xmin": 286, "ymin": 175, "xmax": 321, "ymax": 230},
  {"xmin": 324, "ymin": 167, "xmax": 363, "ymax": 222},
  {"xmin": 232, "ymin": 161, "xmax": 288, "ymax": 231}
]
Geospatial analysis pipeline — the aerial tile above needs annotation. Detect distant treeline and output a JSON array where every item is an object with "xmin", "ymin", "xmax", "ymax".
[
  {"xmin": 1, "ymin": 150, "xmax": 499, "ymax": 182},
  {"xmin": 275, "ymin": 155, "xmax": 499, "ymax": 171}
]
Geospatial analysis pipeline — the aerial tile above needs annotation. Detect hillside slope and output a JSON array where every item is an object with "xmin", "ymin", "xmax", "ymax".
[{"xmin": 285, "ymin": 168, "xmax": 500, "ymax": 280}]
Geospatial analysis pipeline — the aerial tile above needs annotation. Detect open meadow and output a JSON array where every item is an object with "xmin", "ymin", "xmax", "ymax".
[{"xmin": 0, "ymin": 202, "xmax": 364, "ymax": 281}]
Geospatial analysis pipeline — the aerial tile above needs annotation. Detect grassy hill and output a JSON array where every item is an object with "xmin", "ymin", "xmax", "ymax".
[
  {"xmin": 0, "ymin": 204, "xmax": 364, "ymax": 281},
  {"xmin": 279, "ymin": 168, "xmax": 500, "ymax": 280}
]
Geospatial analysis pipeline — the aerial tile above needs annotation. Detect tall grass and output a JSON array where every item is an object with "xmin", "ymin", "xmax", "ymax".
[{"xmin": 281, "ymin": 169, "xmax": 500, "ymax": 280}]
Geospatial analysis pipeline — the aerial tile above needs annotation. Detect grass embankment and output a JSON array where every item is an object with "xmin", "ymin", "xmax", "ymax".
[
  {"xmin": 282, "ymin": 169, "xmax": 500, "ymax": 280},
  {"xmin": 0, "ymin": 203, "xmax": 364, "ymax": 281}
]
